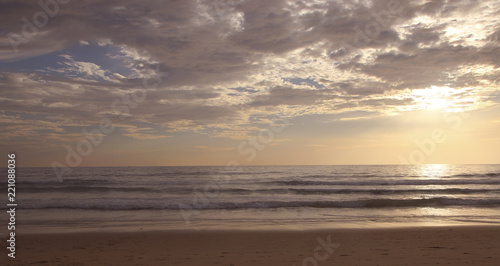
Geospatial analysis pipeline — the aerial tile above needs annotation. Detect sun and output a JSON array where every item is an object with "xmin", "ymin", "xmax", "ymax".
[
  {"xmin": 411, "ymin": 86, "xmax": 467, "ymax": 112},
  {"xmin": 426, "ymin": 97, "xmax": 450, "ymax": 110}
]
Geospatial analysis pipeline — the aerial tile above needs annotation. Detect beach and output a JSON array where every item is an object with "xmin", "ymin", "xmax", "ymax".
[
  {"xmin": 2, "ymin": 0, "xmax": 500, "ymax": 264},
  {"xmin": 3, "ymin": 165, "xmax": 500, "ymax": 265},
  {"xmin": 3, "ymin": 226, "xmax": 499, "ymax": 265}
]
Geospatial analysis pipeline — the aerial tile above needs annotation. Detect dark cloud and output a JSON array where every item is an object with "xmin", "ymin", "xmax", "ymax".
[
  {"xmin": 352, "ymin": 44, "xmax": 500, "ymax": 90},
  {"xmin": 250, "ymin": 86, "xmax": 337, "ymax": 106}
]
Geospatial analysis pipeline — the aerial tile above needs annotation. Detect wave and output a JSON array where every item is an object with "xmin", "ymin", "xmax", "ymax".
[
  {"xmin": 447, "ymin": 172, "xmax": 500, "ymax": 178},
  {"xmin": 10, "ymin": 185, "xmax": 500, "ymax": 196},
  {"xmin": 8, "ymin": 197, "xmax": 500, "ymax": 210},
  {"xmin": 485, "ymin": 172, "xmax": 500, "ymax": 177},
  {"xmin": 283, "ymin": 188, "xmax": 500, "ymax": 195},
  {"xmin": 18, "ymin": 186, "xmax": 164, "ymax": 194},
  {"xmin": 268, "ymin": 179, "xmax": 500, "ymax": 186},
  {"xmin": 1, "ymin": 171, "xmax": 498, "ymax": 186},
  {"xmin": 0, "ymin": 179, "xmax": 113, "ymax": 185},
  {"xmin": 281, "ymin": 172, "xmax": 500, "ymax": 180}
]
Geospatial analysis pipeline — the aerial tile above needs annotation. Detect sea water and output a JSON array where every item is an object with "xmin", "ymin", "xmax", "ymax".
[{"xmin": 2, "ymin": 164, "xmax": 500, "ymax": 233}]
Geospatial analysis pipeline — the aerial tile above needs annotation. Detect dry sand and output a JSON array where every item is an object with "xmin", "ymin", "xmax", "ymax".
[{"xmin": 2, "ymin": 226, "xmax": 500, "ymax": 265}]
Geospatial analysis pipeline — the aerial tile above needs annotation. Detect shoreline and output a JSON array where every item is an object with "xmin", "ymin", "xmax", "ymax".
[
  {"xmin": 13, "ymin": 222, "xmax": 500, "ymax": 234},
  {"xmin": 4, "ymin": 225, "xmax": 500, "ymax": 265},
  {"xmin": 12, "ymin": 217, "xmax": 500, "ymax": 235}
]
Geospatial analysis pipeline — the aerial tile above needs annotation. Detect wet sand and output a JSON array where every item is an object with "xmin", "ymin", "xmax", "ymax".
[{"xmin": 3, "ymin": 226, "xmax": 500, "ymax": 265}]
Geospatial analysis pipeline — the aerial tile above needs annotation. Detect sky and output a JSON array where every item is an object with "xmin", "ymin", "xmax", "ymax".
[{"xmin": 0, "ymin": 0, "xmax": 499, "ymax": 167}]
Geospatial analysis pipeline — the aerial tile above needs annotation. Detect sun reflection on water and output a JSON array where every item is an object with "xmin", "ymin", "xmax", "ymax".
[{"xmin": 415, "ymin": 164, "xmax": 450, "ymax": 179}]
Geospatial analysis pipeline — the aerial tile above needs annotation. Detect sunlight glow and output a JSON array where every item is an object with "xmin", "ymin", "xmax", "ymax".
[
  {"xmin": 411, "ymin": 86, "xmax": 472, "ymax": 112},
  {"xmin": 416, "ymin": 164, "xmax": 450, "ymax": 179}
]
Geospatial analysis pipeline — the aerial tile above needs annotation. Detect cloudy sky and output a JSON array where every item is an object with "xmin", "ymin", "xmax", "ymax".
[{"xmin": 1, "ymin": 0, "xmax": 499, "ymax": 167}]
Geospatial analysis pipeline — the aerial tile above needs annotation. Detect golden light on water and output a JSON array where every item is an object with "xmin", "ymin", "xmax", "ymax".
[
  {"xmin": 415, "ymin": 164, "xmax": 450, "ymax": 179},
  {"xmin": 414, "ymin": 164, "xmax": 453, "ymax": 220}
]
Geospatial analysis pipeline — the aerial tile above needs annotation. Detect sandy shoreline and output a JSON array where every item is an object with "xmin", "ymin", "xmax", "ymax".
[{"xmin": 3, "ymin": 226, "xmax": 500, "ymax": 265}]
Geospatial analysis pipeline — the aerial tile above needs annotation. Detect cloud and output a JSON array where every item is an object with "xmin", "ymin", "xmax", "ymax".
[
  {"xmin": 0, "ymin": 0, "xmax": 499, "ymax": 151},
  {"xmin": 50, "ymin": 54, "xmax": 116, "ymax": 82},
  {"xmin": 121, "ymin": 126, "xmax": 170, "ymax": 140},
  {"xmin": 194, "ymin": 145, "xmax": 234, "ymax": 152},
  {"xmin": 249, "ymin": 86, "xmax": 338, "ymax": 106}
]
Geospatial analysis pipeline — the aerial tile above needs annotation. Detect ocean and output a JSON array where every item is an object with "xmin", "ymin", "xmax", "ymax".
[{"xmin": 2, "ymin": 164, "xmax": 500, "ymax": 234}]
